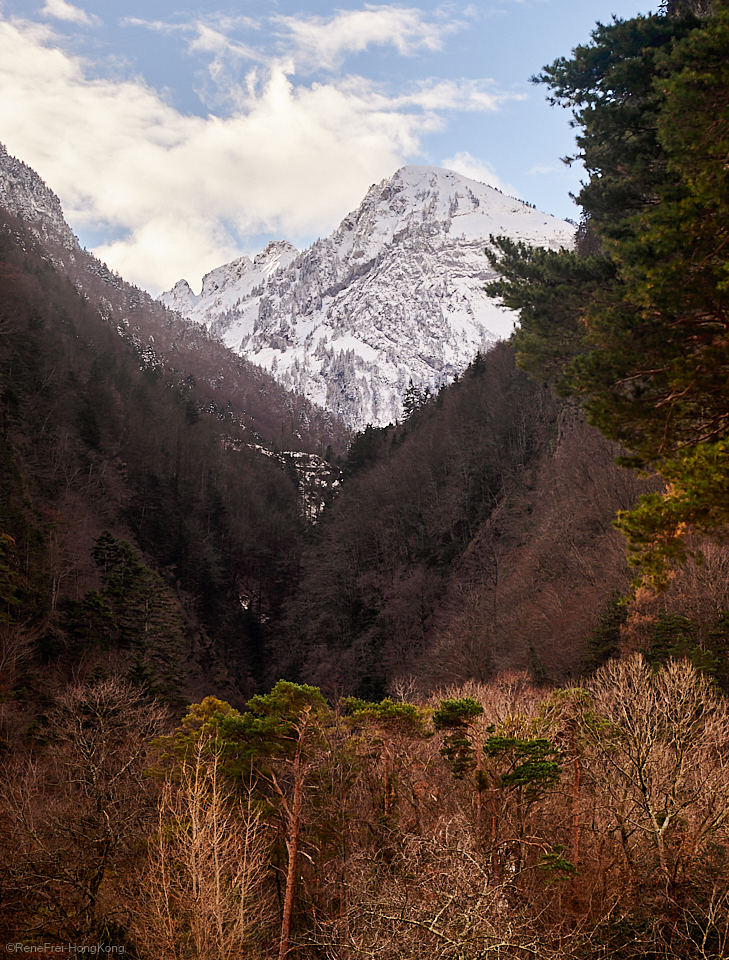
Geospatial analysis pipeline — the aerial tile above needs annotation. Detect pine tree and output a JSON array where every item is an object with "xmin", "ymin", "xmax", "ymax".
[
  {"xmin": 402, "ymin": 379, "xmax": 424, "ymax": 421},
  {"xmin": 487, "ymin": 3, "xmax": 729, "ymax": 587},
  {"xmin": 92, "ymin": 532, "xmax": 187, "ymax": 699},
  {"xmin": 185, "ymin": 682, "xmax": 331, "ymax": 960}
]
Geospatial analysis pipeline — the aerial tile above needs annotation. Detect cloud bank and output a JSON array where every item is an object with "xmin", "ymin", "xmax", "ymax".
[{"xmin": 0, "ymin": 8, "xmax": 513, "ymax": 294}]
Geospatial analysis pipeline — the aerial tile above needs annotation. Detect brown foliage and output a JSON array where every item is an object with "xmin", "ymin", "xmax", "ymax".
[
  {"xmin": 3, "ymin": 662, "xmax": 729, "ymax": 957},
  {"xmin": 129, "ymin": 733, "xmax": 270, "ymax": 959},
  {"xmin": 285, "ymin": 346, "xmax": 651, "ymax": 696},
  {"xmin": 0, "ymin": 679, "xmax": 168, "ymax": 942},
  {"xmin": 429, "ymin": 403, "xmax": 651, "ymax": 685}
]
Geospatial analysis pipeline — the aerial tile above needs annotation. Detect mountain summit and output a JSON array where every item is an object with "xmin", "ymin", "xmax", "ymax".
[{"xmin": 161, "ymin": 166, "xmax": 574, "ymax": 429}]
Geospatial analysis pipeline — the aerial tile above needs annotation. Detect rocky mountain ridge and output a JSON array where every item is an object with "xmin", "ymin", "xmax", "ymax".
[
  {"xmin": 0, "ymin": 141, "xmax": 350, "ymax": 455},
  {"xmin": 166, "ymin": 240, "xmax": 300, "ymax": 318},
  {"xmin": 0, "ymin": 142, "xmax": 80, "ymax": 255},
  {"xmin": 161, "ymin": 166, "xmax": 575, "ymax": 429}
]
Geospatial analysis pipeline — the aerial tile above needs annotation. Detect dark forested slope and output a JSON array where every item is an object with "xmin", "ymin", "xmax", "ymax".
[
  {"xmin": 0, "ymin": 208, "xmax": 309, "ymax": 701},
  {"xmin": 280, "ymin": 344, "xmax": 649, "ymax": 696},
  {"xmin": 0, "ymin": 141, "xmax": 349, "ymax": 458}
]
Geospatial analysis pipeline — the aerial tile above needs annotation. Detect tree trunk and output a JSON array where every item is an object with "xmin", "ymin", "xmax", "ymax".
[
  {"xmin": 571, "ymin": 724, "xmax": 581, "ymax": 867},
  {"xmin": 475, "ymin": 734, "xmax": 483, "ymax": 848},
  {"xmin": 278, "ymin": 718, "xmax": 308, "ymax": 960}
]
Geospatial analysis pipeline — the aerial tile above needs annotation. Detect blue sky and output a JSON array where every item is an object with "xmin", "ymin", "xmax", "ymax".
[{"xmin": 0, "ymin": 0, "xmax": 652, "ymax": 294}]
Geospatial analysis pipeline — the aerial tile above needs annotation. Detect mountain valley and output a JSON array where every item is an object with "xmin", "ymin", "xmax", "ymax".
[
  {"xmin": 3, "ymin": 4, "xmax": 729, "ymax": 953},
  {"xmin": 0, "ymin": 139, "xmax": 707, "ymax": 701}
]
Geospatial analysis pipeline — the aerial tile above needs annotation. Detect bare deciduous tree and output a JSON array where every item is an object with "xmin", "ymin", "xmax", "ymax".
[
  {"xmin": 3, "ymin": 678, "xmax": 168, "ymax": 941},
  {"xmin": 130, "ymin": 730, "xmax": 271, "ymax": 960},
  {"xmin": 582, "ymin": 655, "xmax": 729, "ymax": 947}
]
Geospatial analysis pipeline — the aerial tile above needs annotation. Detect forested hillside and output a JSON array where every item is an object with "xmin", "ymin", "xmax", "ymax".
[
  {"xmin": 0, "ymin": 140, "xmax": 350, "ymax": 458},
  {"xmin": 3, "ymin": 0, "xmax": 729, "ymax": 956},
  {"xmin": 280, "ymin": 345, "xmax": 647, "ymax": 696},
  {"xmin": 0, "ymin": 207, "xmax": 313, "ymax": 700}
]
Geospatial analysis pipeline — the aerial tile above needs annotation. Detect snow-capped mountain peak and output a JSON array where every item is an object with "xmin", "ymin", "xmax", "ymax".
[
  {"xmin": 254, "ymin": 240, "xmax": 299, "ymax": 270},
  {"xmin": 160, "ymin": 166, "xmax": 574, "ymax": 429},
  {"xmin": 164, "ymin": 278, "xmax": 200, "ymax": 314}
]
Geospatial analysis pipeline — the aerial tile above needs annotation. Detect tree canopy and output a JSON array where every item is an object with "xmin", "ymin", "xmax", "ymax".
[{"xmin": 487, "ymin": 2, "xmax": 729, "ymax": 587}]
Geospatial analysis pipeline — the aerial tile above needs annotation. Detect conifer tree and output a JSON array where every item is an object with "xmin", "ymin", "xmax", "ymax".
[
  {"xmin": 402, "ymin": 379, "xmax": 424, "ymax": 421},
  {"xmin": 92, "ymin": 532, "xmax": 187, "ymax": 699},
  {"xmin": 176, "ymin": 683, "xmax": 331, "ymax": 960},
  {"xmin": 487, "ymin": 3, "xmax": 729, "ymax": 586}
]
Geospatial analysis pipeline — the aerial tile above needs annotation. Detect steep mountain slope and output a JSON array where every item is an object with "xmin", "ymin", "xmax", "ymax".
[
  {"xmin": 278, "ymin": 346, "xmax": 651, "ymax": 697},
  {"xmin": 0, "ymin": 143, "xmax": 350, "ymax": 703},
  {"xmin": 0, "ymin": 143, "xmax": 350, "ymax": 456},
  {"xmin": 0, "ymin": 205, "xmax": 312, "ymax": 701},
  {"xmin": 0, "ymin": 143, "xmax": 78, "ymax": 253},
  {"xmin": 161, "ymin": 166, "xmax": 575, "ymax": 429}
]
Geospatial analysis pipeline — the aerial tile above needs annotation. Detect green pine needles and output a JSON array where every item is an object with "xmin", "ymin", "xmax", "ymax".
[{"xmin": 487, "ymin": 2, "xmax": 729, "ymax": 588}]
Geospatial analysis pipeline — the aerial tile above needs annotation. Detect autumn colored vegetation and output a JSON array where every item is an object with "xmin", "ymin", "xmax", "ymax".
[
  {"xmin": 3, "ymin": 0, "xmax": 729, "ymax": 955},
  {"xmin": 5, "ymin": 663, "xmax": 729, "ymax": 958}
]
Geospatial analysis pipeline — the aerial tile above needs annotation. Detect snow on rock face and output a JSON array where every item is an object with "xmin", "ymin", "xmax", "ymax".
[
  {"xmin": 201, "ymin": 255, "xmax": 254, "ymax": 298},
  {"xmin": 161, "ymin": 166, "xmax": 575, "ymax": 430},
  {"xmin": 161, "ymin": 241, "xmax": 299, "ymax": 333},
  {"xmin": 0, "ymin": 142, "xmax": 80, "ymax": 253},
  {"xmin": 254, "ymin": 240, "xmax": 299, "ymax": 270},
  {"xmin": 164, "ymin": 279, "xmax": 200, "ymax": 315}
]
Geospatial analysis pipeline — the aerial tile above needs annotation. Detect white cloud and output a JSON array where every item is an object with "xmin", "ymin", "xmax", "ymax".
[
  {"xmin": 0, "ymin": 16, "xmax": 514, "ymax": 295},
  {"xmin": 441, "ymin": 150, "xmax": 517, "ymax": 195},
  {"xmin": 403, "ymin": 79, "xmax": 512, "ymax": 112},
  {"xmin": 274, "ymin": 5, "xmax": 455, "ymax": 71},
  {"xmin": 122, "ymin": 18, "xmax": 187, "ymax": 34},
  {"xmin": 41, "ymin": 0, "xmax": 99, "ymax": 27}
]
